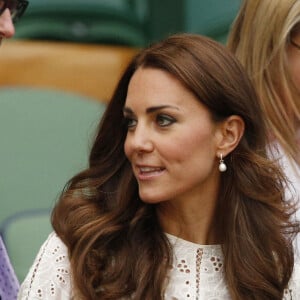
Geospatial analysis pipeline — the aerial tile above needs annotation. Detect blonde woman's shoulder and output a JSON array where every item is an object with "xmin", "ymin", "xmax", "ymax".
[
  {"xmin": 284, "ymin": 259, "xmax": 300, "ymax": 299},
  {"xmin": 18, "ymin": 232, "xmax": 73, "ymax": 300}
]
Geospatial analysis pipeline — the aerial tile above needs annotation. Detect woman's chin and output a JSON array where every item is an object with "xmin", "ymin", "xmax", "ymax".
[{"xmin": 139, "ymin": 192, "xmax": 166, "ymax": 204}]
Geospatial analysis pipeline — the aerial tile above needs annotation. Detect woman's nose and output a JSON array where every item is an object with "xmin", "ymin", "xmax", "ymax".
[
  {"xmin": 128, "ymin": 125, "xmax": 154, "ymax": 153},
  {"xmin": 0, "ymin": 9, "xmax": 15, "ymax": 38}
]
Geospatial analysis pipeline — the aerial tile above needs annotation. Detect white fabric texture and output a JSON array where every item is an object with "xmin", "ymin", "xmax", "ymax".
[
  {"xmin": 18, "ymin": 232, "xmax": 300, "ymax": 300},
  {"xmin": 268, "ymin": 142, "xmax": 300, "ymax": 257},
  {"xmin": 283, "ymin": 156, "xmax": 300, "ymax": 258},
  {"xmin": 18, "ymin": 233, "xmax": 72, "ymax": 300}
]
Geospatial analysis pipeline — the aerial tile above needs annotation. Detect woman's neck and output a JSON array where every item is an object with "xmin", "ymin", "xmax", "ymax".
[{"xmin": 156, "ymin": 198, "xmax": 219, "ymax": 245}]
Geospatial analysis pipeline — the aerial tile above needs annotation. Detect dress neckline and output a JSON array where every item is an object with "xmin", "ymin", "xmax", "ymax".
[{"xmin": 165, "ymin": 232, "xmax": 222, "ymax": 251}]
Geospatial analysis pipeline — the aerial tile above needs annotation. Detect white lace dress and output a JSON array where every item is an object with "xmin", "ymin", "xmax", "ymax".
[{"xmin": 18, "ymin": 232, "xmax": 300, "ymax": 300}]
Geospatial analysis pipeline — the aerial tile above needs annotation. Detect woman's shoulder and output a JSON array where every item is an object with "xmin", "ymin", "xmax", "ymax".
[
  {"xmin": 268, "ymin": 142, "xmax": 300, "ymax": 180},
  {"xmin": 18, "ymin": 232, "xmax": 72, "ymax": 299},
  {"xmin": 285, "ymin": 259, "xmax": 300, "ymax": 299}
]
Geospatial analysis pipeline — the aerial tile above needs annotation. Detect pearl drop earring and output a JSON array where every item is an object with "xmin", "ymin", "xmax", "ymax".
[{"xmin": 219, "ymin": 154, "xmax": 227, "ymax": 172}]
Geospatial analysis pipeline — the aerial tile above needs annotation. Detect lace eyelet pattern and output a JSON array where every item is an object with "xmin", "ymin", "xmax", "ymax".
[
  {"xmin": 18, "ymin": 232, "xmax": 72, "ymax": 299},
  {"xmin": 18, "ymin": 232, "xmax": 300, "ymax": 299}
]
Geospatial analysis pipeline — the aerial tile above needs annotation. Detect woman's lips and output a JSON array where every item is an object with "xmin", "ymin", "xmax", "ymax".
[{"xmin": 135, "ymin": 165, "xmax": 166, "ymax": 180}]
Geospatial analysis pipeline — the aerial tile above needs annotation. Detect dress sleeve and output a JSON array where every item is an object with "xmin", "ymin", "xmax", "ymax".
[
  {"xmin": 284, "ymin": 260, "xmax": 300, "ymax": 299},
  {"xmin": 0, "ymin": 237, "xmax": 20, "ymax": 299},
  {"xmin": 18, "ymin": 232, "xmax": 73, "ymax": 300}
]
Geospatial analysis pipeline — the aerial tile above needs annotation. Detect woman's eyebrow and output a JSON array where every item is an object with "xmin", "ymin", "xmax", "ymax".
[
  {"xmin": 123, "ymin": 107, "xmax": 133, "ymax": 115},
  {"xmin": 123, "ymin": 105, "xmax": 179, "ymax": 115},
  {"xmin": 146, "ymin": 105, "xmax": 179, "ymax": 113}
]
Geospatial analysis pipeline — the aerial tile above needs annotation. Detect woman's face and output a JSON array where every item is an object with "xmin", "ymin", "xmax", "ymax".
[
  {"xmin": 0, "ymin": 8, "xmax": 15, "ymax": 43},
  {"xmin": 124, "ymin": 67, "xmax": 222, "ymax": 205},
  {"xmin": 287, "ymin": 27, "xmax": 300, "ymax": 92}
]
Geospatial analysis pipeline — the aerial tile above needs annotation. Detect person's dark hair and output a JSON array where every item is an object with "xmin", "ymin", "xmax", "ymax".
[{"xmin": 52, "ymin": 34, "xmax": 298, "ymax": 299}]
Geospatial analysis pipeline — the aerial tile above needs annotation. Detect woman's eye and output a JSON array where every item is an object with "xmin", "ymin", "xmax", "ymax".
[
  {"xmin": 124, "ymin": 117, "xmax": 137, "ymax": 129},
  {"xmin": 156, "ymin": 114, "xmax": 176, "ymax": 127}
]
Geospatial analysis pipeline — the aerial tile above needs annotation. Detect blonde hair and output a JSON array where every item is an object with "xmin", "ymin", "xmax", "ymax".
[{"xmin": 227, "ymin": 0, "xmax": 300, "ymax": 165}]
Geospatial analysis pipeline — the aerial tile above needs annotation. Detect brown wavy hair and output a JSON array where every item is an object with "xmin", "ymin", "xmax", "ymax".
[{"xmin": 52, "ymin": 34, "xmax": 299, "ymax": 299}]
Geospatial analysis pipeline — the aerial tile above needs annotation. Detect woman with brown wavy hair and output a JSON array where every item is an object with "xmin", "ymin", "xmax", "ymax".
[{"xmin": 19, "ymin": 33, "xmax": 300, "ymax": 299}]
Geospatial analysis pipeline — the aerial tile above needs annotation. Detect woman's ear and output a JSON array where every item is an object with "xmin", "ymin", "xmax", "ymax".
[{"xmin": 215, "ymin": 115, "xmax": 245, "ymax": 156}]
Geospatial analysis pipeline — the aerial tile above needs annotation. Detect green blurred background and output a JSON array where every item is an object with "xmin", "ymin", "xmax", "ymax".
[{"xmin": 13, "ymin": 0, "xmax": 241, "ymax": 45}]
